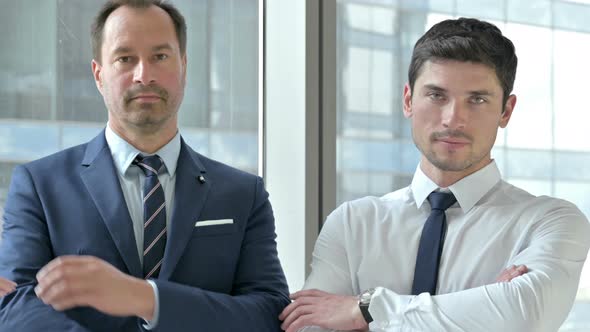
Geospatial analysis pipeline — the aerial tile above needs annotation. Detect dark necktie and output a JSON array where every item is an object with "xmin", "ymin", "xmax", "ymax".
[
  {"xmin": 411, "ymin": 191, "xmax": 457, "ymax": 295},
  {"xmin": 134, "ymin": 155, "xmax": 167, "ymax": 279}
]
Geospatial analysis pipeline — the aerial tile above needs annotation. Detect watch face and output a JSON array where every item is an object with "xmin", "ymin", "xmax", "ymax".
[
  {"xmin": 360, "ymin": 288, "xmax": 375, "ymax": 304},
  {"xmin": 359, "ymin": 288, "xmax": 375, "ymax": 324}
]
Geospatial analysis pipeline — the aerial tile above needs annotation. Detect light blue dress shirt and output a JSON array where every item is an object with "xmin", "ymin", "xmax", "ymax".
[{"xmin": 105, "ymin": 124, "xmax": 181, "ymax": 329}]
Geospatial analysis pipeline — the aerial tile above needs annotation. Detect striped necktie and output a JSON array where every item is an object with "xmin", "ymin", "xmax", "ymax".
[
  {"xmin": 411, "ymin": 191, "xmax": 457, "ymax": 295},
  {"xmin": 134, "ymin": 155, "xmax": 167, "ymax": 279}
]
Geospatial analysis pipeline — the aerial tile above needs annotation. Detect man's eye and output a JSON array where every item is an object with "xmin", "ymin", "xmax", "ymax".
[
  {"xmin": 117, "ymin": 56, "xmax": 131, "ymax": 63},
  {"xmin": 471, "ymin": 96, "xmax": 486, "ymax": 104},
  {"xmin": 155, "ymin": 54, "xmax": 168, "ymax": 61},
  {"xmin": 428, "ymin": 92, "xmax": 445, "ymax": 101}
]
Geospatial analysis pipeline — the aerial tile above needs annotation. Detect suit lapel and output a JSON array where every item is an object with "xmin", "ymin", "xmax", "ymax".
[
  {"xmin": 160, "ymin": 141, "xmax": 210, "ymax": 279},
  {"xmin": 79, "ymin": 131, "xmax": 142, "ymax": 278}
]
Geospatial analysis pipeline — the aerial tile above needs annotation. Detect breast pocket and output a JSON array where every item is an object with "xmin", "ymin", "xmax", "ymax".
[{"xmin": 192, "ymin": 222, "xmax": 237, "ymax": 237}]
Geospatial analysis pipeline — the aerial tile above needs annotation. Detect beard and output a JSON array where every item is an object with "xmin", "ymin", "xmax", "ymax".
[
  {"xmin": 422, "ymin": 148, "xmax": 477, "ymax": 172},
  {"xmin": 415, "ymin": 129, "xmax": 482, "ymax": 172},
  {"xmin": 123, "ymin": 84, "xmax": 169, "ymax": 105},
  {"xmin": 106, "ymin": 84, "xmax": 179, "ymax": 131}
]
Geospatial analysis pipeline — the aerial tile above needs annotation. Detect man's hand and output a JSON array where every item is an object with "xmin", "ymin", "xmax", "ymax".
[
  {"xmin": 0, "ymin": 276, "xmax": 16, "ymax": 296},
  {"xmin": 35, "ymin": 256, "xmax": 155, "ymax": 320},
  {"xmin": 496, "ymin": 264, "xmax": 528, "ymax": 283},
  {"xmin": 279, "ymin": 289, "xmax": 368, "ymax": 332},
  {"xmin": 278, "ymin": 265, "xmax": 528, "ymax": 331}
]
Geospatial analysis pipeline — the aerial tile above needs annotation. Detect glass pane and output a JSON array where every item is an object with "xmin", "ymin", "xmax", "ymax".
[
  {"xmin": 555, "ymin": 151, "xmax": 590, "ymax": 181},
  {"xmin": 344, "ymin": 47, "xmax": 371, "ymax": 115},
  {"xmin": 456, "ymin": 0, "xmax": 506, "ymax": 21},
  {"xmin": 423, "ymin": 0, "xmax": 454, "ymax": 13},
  {"xmin": 504, "ymin": 23, "xmax": 553, "ymax": 150},
  {"xmin": 505, "ymin": 149, "xmax": 552, "ymax": 179},
  {"xmin": 554, "ymin": 1, "xmax": 590, "ymax": 33},
  {"xmin": 554, "ymin": 29, "xmax": 590, "ymax": 152},
  {"xmin": 0, "ymin": 0, "xmax": 57, "ymax": 122},
  {"xmin": 507, "ymin": 0, "xmax": 551, "ymax": 26}
]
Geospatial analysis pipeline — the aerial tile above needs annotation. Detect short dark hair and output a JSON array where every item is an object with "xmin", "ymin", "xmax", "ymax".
[
  {"xmin": 408, "ymin": 17, "xmax": 517, "ymax": 108},
  {"xmin": 91, "ymin": 0, "xmax": 187, "ymax": 63}
]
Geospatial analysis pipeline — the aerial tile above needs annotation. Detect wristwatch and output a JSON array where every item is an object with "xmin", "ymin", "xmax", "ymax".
[{"xmin": 358, "ymin": 288, "xmax": 375, "ymax": 324}]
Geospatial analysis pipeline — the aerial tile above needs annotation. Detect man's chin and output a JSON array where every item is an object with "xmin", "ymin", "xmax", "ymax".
[
  {"xmin": 125, "ymin": 115, "xmax": 170, "ymax": 130},
  {"xmin": 128, "ymin": 102, "xmax": 164, "ymax": 112},
  {"xmin": 427, "ymin": 155, "xmax": 473, "ymax": 172}
]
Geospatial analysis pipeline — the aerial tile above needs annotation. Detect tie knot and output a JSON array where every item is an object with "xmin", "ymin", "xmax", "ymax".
[
  {"xmin": 427, "ymin": 192, "xmax": 456, "ymax": 211},
  {"xmin": 134, "ymin": 155, "xmax": 165, "ymax": 177}
]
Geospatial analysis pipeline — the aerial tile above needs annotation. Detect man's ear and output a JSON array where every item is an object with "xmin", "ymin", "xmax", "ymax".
[
  {"xmin": 92, "ymin": 59, "xmax": 104, "ymax": 94},
  {"xmin": 499, "ymin": 94, "xmax": 517, "ymax": 128},
  {"xmin": 402, "ymin": 83, "xmax": 413, "ymax": 119},
  {"xmin": 181, "ymin": 53, "xmax": 187, "ymax": 85}
]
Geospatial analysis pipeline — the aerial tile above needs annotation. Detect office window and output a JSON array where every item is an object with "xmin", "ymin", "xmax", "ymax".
[
  {"xmin": 336, "ymin": 0, "xmax": 590, "ymax": 329},
  {"xmin": 0, "ymin": 0, "xmax": 259, "ymax": 213}
]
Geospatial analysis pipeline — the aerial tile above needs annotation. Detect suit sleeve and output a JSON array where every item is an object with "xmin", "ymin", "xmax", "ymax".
[
  {"xmin": 0, "ymin": 165, "xmax": 91, "ymax": 332},
  {"xmin": 152, "ymin": 177, "xmax": 290, "ymax": 332}
]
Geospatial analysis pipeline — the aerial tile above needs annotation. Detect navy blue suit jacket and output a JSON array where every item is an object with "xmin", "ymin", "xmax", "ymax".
[{"xmin": 0, "ymin": 131, "xmax": 289, "ymax": 331}]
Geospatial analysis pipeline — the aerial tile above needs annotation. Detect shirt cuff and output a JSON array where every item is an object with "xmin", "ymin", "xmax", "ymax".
[
  {"xmin": 142, "ymin": 280, "xmax": 160, "ymax": 330},
  {"xmin": 368, "ymin": 287, "xmax": 415, "ymax": 330}
]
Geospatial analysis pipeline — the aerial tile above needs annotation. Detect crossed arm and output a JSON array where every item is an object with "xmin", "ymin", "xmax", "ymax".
[
  {"xmin": 280, "ymin": 204, "xmax": 590, "ymax": 332},
  {"xmin": 279, "ymin": 265, "xmax": 528, "ymax": 332},
  {"xmin": 0, "ymin": 165, "xmax": 289, "ymax": 331}
]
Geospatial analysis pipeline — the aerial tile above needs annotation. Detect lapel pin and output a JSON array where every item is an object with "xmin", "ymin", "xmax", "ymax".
[{"xmin": 198, "ymin": 175, "xmax": 206, "ymax": 183}]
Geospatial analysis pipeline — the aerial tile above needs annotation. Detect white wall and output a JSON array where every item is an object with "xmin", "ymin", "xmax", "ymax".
[{"xmin": 265, "ymin": 0, "xmax": 308, "ymax": 292}]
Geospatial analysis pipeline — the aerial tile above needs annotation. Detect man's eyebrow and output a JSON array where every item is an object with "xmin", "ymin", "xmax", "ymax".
[
  {"xmin": 110, "ymin": 44, "xmax": 173, "ymax": 56},
  {"xmin": 423, "ymin": 84, "xmax": 447, "ymax": 93},
  {"xmin": 468, "ymin": 89, "xmax": 495, "ymax": 96},
  {"xmin": 423, "ymin": 84, "xmax": 497, "ymax": 97},
  {"xmin": 112, "ymin": 46, "xmax": 133, "ymax": 56},
  {"xmin": 152, "ymin": 44, "xmax": 173, "ymax": 52}
]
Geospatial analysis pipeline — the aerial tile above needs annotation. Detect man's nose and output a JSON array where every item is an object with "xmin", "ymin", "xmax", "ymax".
[
  {"xmin": 133, "ymin": 60, "xmax": 156, "ymax": 85},
  {"xmin": 442, "ymin": 101, "xmax": 467, "ymax": 130}
]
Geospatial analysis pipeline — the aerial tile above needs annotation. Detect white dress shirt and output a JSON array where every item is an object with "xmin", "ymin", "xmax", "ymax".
[
  {"xmin": 105, "ymin": 124, "xmax": 181, "ymax": 329},
  {"xmin": 301, "ymin": 161, "xmax": 590, "ymax": 332}
]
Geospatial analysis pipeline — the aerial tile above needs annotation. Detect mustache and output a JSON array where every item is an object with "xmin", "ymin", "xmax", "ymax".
[
  {"xmin": 430, "ymin": 129, "xmax": 472, "ymax": 141},
  {"xmin": 124, "ymin": 85, "xmax": 168, "ymax": 104}
]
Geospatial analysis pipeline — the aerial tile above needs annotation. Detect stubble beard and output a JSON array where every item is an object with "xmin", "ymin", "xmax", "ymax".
[
  {"xmin": 414, "ymin": 129, "xmax": 481, "ymax": 172},
  {"xmin": 421, "ymin": 147, "xmax": 475, "ymax": 172},
  {"xmin": 122, "ymin": 101, "xmax": 178, "ymax": 134},
  {"xmin": 118, "ymin": 84, "xmax": 179, "ymax": 132}
]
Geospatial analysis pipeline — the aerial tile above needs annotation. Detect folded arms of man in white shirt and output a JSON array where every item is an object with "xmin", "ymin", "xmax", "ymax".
[{"xmin": 279, "ymin": 194, "xmax": 590, "ymax": 332}]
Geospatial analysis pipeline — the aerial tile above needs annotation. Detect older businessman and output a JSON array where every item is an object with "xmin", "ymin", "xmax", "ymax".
[{"xmin": 0, "ymin": 1, "xmax": 289, "ymax": 331}]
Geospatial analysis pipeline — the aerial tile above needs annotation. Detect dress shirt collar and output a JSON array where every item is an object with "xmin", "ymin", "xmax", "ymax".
[
  {"xmin": 411, "ymin": 160, "xmax": 502, "ymax": 213},
  {"xmin": 105, "ymin": 123, "xmax": 181, "ymax": 177}
]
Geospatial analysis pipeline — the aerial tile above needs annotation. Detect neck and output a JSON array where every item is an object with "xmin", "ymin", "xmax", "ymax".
[
  {"xmin": 420, "ymin": 158, "xmax": 492, "ymax": 188},
  {"xmin": 109, "ymin": 122, "xmax": 177, "ymax": 154}
]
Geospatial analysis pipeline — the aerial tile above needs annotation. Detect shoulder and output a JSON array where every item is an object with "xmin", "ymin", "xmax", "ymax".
[
  {"xmin": 17, "ymin": 142, "xmax": 89, "ymax": 176},
  {"xmin": 531, "ymin": 195, "xmax": 589, "ymax": 229},
  {"xmin": 496, "ymin": 180, "xmax": 590, "ymax": 237},
  {"xmin": 345, "ymin": 186, "xmax": 409, "ymax": 216},
  {"xmin": 496, "ymin": 180, "xmax": 586, "ymax": 218},
  {"xmin": 325, "ymin": 186, "xmax": 410, "ymax": 229}
]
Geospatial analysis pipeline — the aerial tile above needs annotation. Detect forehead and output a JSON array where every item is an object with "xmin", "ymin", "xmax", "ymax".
[
  {"xmin": 415, "ymin": 60, "xmax": 502, "ymax": 92},
  {"xmin": 101, "ymin": 5, "xmax": 178, "ymax": 53}
]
